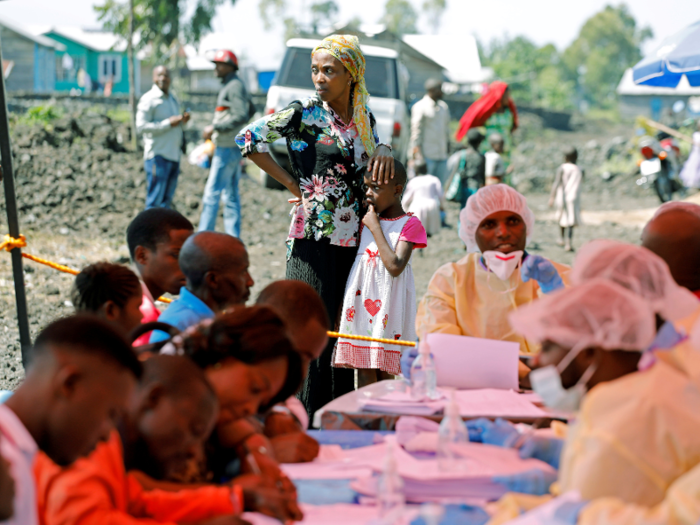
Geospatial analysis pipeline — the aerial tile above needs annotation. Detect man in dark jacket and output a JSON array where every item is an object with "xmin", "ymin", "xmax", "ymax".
[{"xmin": 198, "ymin": 50, "xmax": 252, "ymax": 238}]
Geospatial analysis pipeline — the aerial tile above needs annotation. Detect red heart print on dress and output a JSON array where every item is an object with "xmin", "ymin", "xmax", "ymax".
[{"xmin": 364, "ymin": 299, "xmax": 382, "ymax": 317}]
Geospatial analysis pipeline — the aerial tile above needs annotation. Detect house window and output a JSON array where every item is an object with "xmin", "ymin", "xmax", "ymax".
[
  {"xmin": 98, "ymin": 54, "xmax": 122, "ymax": 83},
  {"xmin": 56, "ymin": 54, "xmax": 85, "ymax": 83}
]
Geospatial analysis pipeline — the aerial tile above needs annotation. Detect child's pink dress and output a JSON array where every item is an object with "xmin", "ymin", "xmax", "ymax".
[{"xmin": 333, "ymin": 214, "xmax": 427, "ymax": 375}]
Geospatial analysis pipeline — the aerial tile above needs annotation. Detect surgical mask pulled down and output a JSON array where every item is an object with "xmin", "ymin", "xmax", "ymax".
[
  {"xmin": 482, "ymin": 250, "xmax": 524, "ymax": 288},
  {"xmin": 529, "ymin": 343, "xmax": 598, "ymax": 413}
]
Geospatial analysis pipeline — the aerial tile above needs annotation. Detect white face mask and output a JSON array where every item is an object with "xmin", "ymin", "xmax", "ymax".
[
  {"xmin": 529, "ymin": 345, "xmax": 598, "ymax": 413},
  {"xmin": 483, "ymin": 250, "xmax": 524, "ymax": 281}
]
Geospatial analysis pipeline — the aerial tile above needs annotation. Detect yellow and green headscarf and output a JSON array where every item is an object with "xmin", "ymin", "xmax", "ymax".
[{"xmin": 312, "ymin": 35, "xmax": 375, "ymax": 156}]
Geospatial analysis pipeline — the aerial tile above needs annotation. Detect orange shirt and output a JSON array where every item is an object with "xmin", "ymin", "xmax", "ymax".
[{"xmin": 35, "ymin": 430, "xmax": 242, "ymax": 525}]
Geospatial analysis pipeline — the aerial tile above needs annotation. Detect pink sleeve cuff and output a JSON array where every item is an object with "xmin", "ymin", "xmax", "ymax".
[{"xmin": 399, "ymin": 216, "xmax": 428, "ymax": 249}]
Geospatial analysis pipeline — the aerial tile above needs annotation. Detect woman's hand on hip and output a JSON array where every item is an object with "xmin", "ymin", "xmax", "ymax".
[{"xmin": 368, "ymin": 145, "xmax": 394, "ymax": 185}]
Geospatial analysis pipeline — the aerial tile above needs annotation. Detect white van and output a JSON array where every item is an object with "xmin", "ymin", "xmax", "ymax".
[{"xmin": 261, "ymin": 38, "xmax": 410, "ymax": 188}]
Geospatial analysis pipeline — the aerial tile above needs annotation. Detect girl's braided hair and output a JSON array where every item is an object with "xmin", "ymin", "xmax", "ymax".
[
  {"xmin": 72, "ymin": 262, "xmax": 141, "ymax": 312},
  {"xmin": 176, "ymin": 305, "xmax": 304, "ymax": 412}
]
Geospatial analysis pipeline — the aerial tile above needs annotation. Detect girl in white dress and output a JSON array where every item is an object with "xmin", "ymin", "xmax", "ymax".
[
  {"xmin": 333, "ymin": 161, "xmax": 427, "ymax": 386},
  {"xmin": 549, "ymin": 147, "xmax": 583, "ymax": 252}
]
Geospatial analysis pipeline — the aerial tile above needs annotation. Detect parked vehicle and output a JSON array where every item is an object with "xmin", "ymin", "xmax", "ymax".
[
  {"xmin": 636, "ymin": 135, "xmax": 682, "ymax": 202},
  {"xmin": 261, "ymin": 38, "xmax": 410, "ymax": 189}
]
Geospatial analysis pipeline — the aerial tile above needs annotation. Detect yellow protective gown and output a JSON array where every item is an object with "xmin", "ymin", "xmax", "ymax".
[
  {"xmin": 416, "ymin": 252, "xmax": 570, "ymax": 355},
  {"xmin": 578, "ymin": 462, "xmax": 700, "ymax": 525},
  {"xmin": 559, "ymin": 344, "xmax": 700, "ymax": 507}
]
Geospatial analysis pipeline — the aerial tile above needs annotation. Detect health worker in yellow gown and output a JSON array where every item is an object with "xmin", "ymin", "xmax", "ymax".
[{"xmin": 412, "ymin": 185, "xmax": 569, "ymax": 374}]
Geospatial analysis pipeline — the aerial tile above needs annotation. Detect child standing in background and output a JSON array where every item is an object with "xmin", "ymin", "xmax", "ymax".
[
  {"xmin": 402, "ymin": 162, "xmax": 444, "ymax": 237},
  {"xmin": 485, "ymin": 133, "xmax": 507, "ymax": 185},
  {"xmin": 549, "ymin": 146, "xmax": 583, "ymax": 252},
  {"xmin": 334, "ymin": 161, "xmax": 427, "ymax": 387}
]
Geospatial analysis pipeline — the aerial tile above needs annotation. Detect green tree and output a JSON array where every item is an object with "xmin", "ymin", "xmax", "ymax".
[
  {"xmin": 422, "ymin": 0, "xmax": 446, "ymax": 34},
  {"xmin": 480, "ymin": 36, "xmax": 575, "ymax": 110},
  {"xmin": 562, "ymin": 4, "xmax": 652, "ymax": 107},
  {"xmin": 381, "ymin": 0, "xmax": 418, "ymax": 35},
  {"xmin": 259, "ymin": 0, "xmax": 340, "ymax": 41},
  {"xmin": 94, "ymin": 0, "xmax": 237, "ymax": 61}
]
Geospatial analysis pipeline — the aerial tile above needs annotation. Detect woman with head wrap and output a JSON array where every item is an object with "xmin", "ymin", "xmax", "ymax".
[
  {"xmin": 410, "ymin": 185, "xmax": 569, "ymax": 380},
  {"xmin": 455, "ymin": 81, "xmax": 518, "ymax": 183},
  {"xmin": 236, "ymin": 35, "xmax": 394, "ymax": 415}
]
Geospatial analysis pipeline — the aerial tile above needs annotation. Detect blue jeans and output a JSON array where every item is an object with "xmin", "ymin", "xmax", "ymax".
[
  {"xmin": 144, "ymin": 155, "xmax": 180, "ymax": 209},
  {"xmin": 198, "ymin": 146, "xmax": 242, "ymax": 237},
  {"xmin": 425, "ymin": 158, "xmax": 448, "ymax": 186}
]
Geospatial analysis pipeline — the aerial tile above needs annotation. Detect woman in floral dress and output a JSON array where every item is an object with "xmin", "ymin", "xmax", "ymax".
[{"xmin": 236, "ymin": 35, "xmax": 394, "ymax": 417}]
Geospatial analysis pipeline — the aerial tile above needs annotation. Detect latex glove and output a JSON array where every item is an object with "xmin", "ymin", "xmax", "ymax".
[
  {"xmin": 401, "ymin": 346, "xmax": 419, "ymax": 379},
  {"xmin": 521, "ymin": 254, "xmax": 564, "ymax": 294},
  {"xmin": 552, "ymin": 500, "xmax": 589, "ymax": 524},
  {"xmin": 492, "ymin": 468, "xmax": 557, "ymax": 496},
  {"xmin": 518, "ymin": 435, "xmax": 565, "ymax": 469},
  {"xmin": 466, "ymin": 418, "xmax": 520, "ymax": 447}
]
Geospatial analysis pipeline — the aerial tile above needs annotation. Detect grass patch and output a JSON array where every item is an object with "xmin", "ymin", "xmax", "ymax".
[{"xmin": 17, "ymin": 105, "xmax": 63, "ymax": 127}]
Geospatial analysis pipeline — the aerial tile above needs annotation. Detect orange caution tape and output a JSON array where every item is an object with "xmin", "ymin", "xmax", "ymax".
[{"xmin": 3, "ymin": 235, "xmax": 421, "ymax": 346}]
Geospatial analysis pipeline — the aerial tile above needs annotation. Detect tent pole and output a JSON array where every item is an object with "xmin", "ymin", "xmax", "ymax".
[{"xmin": 0, "ymin": 43, "xmax": 32, "ymax": 367}]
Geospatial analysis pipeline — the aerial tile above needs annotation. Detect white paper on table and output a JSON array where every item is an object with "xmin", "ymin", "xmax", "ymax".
[
  {"xmin": 502, "ymin": 491, "xmax": 582, "ymax": 524},
  {"xmin": 242, "ymin": 504, "xmax": 419, "ymax": 525},
  {"xmin": 453, "ymin": 389, "xmax": 547, "ymax": 418},
  {"xmin": 427, "ymin": 333, "xmax": 519, "ymax": 390},
  {"xmin": 280, "ymin": 444, "xmax": 385, "ymax": 480},
  {"xmin": 357, "ymin": 390, "xmax": 446, "ymax": 415},
  {"xmin": 351, "ymin": 441, "xmax": 555, "ymax": 502}
]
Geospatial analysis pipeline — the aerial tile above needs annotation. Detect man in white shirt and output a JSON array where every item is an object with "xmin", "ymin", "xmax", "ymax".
[
  {"xmin": 0, "ymin": 316, "xmax": 141, "ymax": 525},
  {"xmin": 410, "ymin": 78, "xmax": 451, "ymax": 185},
  {"xmin": 136, "ymin": 66, "xmax": 190, "ymax": 209}
]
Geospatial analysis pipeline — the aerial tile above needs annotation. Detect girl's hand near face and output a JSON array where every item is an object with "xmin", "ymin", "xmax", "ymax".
[{"xmin": 362, "ymin": 204, "xmax": 381, "ymax": 232}]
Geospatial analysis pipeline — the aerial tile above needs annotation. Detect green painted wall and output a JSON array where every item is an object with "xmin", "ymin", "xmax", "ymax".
[{"xmin": 44, "ymin": 32, "xmax": 132, "ymax": 94}]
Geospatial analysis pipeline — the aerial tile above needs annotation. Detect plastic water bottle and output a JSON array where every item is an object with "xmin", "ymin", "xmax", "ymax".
[
  {"xmin": 411, "ymin": 341, "xmax": 437, "ymax": 400},
  {"xmin": 437, "ymin": 389, "xmax": 468, "ymax": 471},
  {"xmin": 377, "ymin": 440, "xmax": 405, "ymax": 523}
]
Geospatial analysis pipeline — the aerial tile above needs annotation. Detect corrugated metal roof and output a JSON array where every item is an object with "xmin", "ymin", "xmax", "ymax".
[{"xmin": 0, "ymin": 16, "xmax": 65, "ymax": 51}]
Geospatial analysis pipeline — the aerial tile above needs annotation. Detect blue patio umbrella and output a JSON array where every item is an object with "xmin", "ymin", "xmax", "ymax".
[{"xmin": 633, "ymin": 20, "xmax": 700, "ymax": 87}]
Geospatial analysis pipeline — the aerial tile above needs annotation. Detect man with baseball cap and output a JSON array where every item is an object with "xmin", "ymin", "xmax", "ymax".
[{"xmin": 198, "ymin": 49, "xmax": 253, "ymax": 238}]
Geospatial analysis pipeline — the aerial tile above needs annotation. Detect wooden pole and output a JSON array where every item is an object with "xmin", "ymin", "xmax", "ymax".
[
  {"xmin": 128, "ymin": 0, "xmax": 137, "ymax": 150},
  {"xmin": 0, "ymin": 43, "xmax": 32, "ymax": 366},
  {"xmin": 644, "ymin": 118, "xmax": 694, "ymax": 144}
]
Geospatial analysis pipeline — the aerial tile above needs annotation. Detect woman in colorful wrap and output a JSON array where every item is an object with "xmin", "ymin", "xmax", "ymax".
[
  {"xmin": 236, "ymin": 35, "xmax": 395, "ymax": 418},
  {"xmin": 453, "ymin": 81, "xmax": 518, "ymax": 187}
]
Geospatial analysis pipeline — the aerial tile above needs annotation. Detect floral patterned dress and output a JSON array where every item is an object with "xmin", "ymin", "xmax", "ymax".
[
  {"xmin": 236, "ymin": 96, "xmax": 379, "ymax": 249},
  {"xmin": 236, "ymin": 95, "xmax": 381, "ymax": 415}
]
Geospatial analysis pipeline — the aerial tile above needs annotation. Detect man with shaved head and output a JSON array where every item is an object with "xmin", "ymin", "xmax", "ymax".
[
  {"xmin": 136, "ymin": 65, "xmax": 190, "ymax": 209},
  {"xmin": 641, "ymin": 202, "xmax": 700, "ymax": 295},
  {"xmin": 35, "ymin": 354, "xmax": 251, "ymax": 524},
  {"xmin": 150, "ymin": 231, "xmax": 254, "ymax": 342}
]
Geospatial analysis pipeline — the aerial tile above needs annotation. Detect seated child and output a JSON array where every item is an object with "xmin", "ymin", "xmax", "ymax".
[
  {"xmin": 402, "ymin": 162, "xmax": 444, "ymax": 237},
  {"xmin": 1, "ymin": 316, "xmax": 141, "ymax": 525},
  {"xmin": 127, "ymin": 208, "xmax": 194, "ymax": 345},
  {"xmin": 334, "ymin": 160, "xmax": 427, "ymax": 386},
  {"xmin": 549, "ymin": 146, "xmax": 583, "ymax": 252},
  {"xmin": 34, "ymin": 355, "xmax": 256, "ymax": 525},
  {"xmin": 72, "ymin": 262, "xmax": 144, "ymax": 336},
  {"xmin": 485, "ymin": 132, "xmax": 507, "ymax": 186}
]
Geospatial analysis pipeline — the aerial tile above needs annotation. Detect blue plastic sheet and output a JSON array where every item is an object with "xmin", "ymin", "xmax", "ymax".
[{"xmin": 307, "ymin": 430, "xmax": 393, "ymax": 449}]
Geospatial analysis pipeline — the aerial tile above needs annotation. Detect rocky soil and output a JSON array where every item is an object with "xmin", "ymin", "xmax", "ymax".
[{"xmin": 0, "ymin": 109, "xmax": 678, "ymax": 389}]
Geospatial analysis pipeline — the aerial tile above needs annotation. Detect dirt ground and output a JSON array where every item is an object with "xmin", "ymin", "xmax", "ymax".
[{"xmin": 0, "ymin": 111, "xmax": 679, "ymax": 389}]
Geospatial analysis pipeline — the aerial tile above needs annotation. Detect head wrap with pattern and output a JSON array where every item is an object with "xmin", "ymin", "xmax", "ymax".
[{"xmin": 312, "ymin": 35, "xmax": 375, "ymax": 156}]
